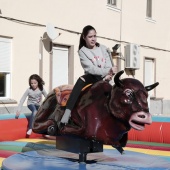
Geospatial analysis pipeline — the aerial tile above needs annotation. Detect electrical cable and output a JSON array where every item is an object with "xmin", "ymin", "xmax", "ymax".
[
  {"xmin": 0, "ymin": 15, "xmax": 170, "ymax": 53},
  {"xmin": 0, "ymin": 100, "xmax": 11, "ymax": 114}
]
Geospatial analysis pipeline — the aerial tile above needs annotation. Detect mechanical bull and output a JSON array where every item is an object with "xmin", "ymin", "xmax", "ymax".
[{"xmin": 33, "ymin": 70, "xmax": 159, "ymax": 160}]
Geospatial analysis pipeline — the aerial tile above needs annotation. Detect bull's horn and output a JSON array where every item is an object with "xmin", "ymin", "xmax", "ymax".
[
  {"xmin": 145, "ymin": 82, "xmax": 159, "ymax": 91},
  {"xmin": 114, "ymin": 70, "xmax": 124, "ymax": 87}
]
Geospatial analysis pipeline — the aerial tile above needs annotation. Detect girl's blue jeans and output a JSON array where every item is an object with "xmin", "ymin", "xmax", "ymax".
[{"xmin": 27, "ymin": 104, "xmax": 39, "ymax": 129}]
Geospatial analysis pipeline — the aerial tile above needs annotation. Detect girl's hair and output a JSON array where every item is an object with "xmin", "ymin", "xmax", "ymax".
[
  {"xmin": 29, "ymin": 74, "xmax": 45, "ymax": 91},
  {"xmin": 78, "ymin": 25, "xmax": 99, "ymax": 50}
]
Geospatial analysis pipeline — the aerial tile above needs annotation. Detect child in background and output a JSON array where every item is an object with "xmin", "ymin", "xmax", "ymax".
[{"xmin": 16, "ymin": 74, "xmax": 47, "ymax": 135}]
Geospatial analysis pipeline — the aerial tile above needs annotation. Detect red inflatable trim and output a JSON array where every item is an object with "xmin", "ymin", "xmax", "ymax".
[
  {"xmin": 128, "ymin": 122, "xmax": 170, "ymax": 143},
  {"xmin": 0, "ymin": 150, "xmax": 18, "ymax": 158},
  {"xmin": 0, "ymin": 118, "xmax": 42, "ymax": 141}
]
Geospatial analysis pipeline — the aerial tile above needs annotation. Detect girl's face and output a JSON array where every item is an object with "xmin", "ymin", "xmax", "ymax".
[
  {"xmin": 83, "ymin": 29, "xmax": 97, "ymax": 49},
  {"xmin": 30, "ymin": 79, "xmax": 38, "ymax": 90}
]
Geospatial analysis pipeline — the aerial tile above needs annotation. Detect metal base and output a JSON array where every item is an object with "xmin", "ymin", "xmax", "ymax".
[{"xmin": 56, "ymin": 135, "xmax": 103, "ymax": 163}]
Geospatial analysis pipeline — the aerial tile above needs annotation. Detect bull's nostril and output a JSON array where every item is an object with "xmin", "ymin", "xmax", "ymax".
[{"xmin": 139, "ymin": 115, "xmax": 145, "ymax": 118}]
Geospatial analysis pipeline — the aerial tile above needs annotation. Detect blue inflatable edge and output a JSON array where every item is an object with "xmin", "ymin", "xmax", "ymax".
[
  {"xmin": 152, "ymin": 116, "xmax": 170, "ymax": 122},
  {"xmin": 0, "ymin": 113, "xmax": 30, "ymax": 120},
  {"xmin": 0, "ymin": 113, "xmax": 170, "ymax": 122}
]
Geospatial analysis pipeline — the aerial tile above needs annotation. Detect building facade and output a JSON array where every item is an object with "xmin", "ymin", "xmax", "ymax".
[{"xmin": 0, "ymin": 0, "xmax": 170, "ymax": 115}]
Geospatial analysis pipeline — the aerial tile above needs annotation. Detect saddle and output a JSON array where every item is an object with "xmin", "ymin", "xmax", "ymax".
[
  {"xmin": 54, "ymin": 85, "xmax": 73, "ymax": 106},
  {"xmin": 54, "ymin": 84, "xmax": 92, "ymax": 106}
]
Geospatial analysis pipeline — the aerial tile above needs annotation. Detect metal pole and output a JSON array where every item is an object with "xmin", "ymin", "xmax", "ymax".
[
  {"xmin": 106, "ymin": 48, "xmax": 114, "ymax": 67},
  {"xmin": 79, "ymin": 153, "xmax": 87, "ymax": 163}
]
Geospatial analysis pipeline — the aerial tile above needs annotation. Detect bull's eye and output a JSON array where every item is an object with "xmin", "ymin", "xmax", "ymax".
[
  {"xmin": 121, "ymin": 89, "xmax": 134, "ymax": 105},
  {"xmin": 124, "ymin": 89, "xmax": 134, "ymax": 99}
]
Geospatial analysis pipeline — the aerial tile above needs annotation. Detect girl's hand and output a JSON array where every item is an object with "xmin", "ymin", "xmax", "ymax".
[
  {"xmin": 109, "ymin": 66, "xmax": 117, "ymax": 76},
  {"xmin": 15, "ymin": 111, "xmax": 20, "ymax": 119},
  {"xmin": 103, "ymin": 75, "xmax": 113, "ymax": 81}
]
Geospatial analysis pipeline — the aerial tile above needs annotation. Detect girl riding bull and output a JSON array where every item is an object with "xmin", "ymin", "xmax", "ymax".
[{"xmin": 60, "ymin": 25, "xmax": 117, "ymax": 126}]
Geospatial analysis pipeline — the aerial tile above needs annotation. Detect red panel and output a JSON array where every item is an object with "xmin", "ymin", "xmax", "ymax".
[
  {"xmin": 0, "ymin": 119, "xmax": 42, "ymax": 141},
  {"xmin": 0, "ymin": 150, "xmax": 18, "ymax": 158},
  {"xmin": 161, "ymin": 123, "xmax": 170, "ymax": 143},
  {"xmin": 128, "ymin": 122, "xmax": 170, "ymax": 144}
]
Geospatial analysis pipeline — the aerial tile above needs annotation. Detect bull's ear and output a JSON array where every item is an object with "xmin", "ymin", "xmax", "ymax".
[
  {"xmin": 114, "ymin": 70, "xmax": 124, "ymax": 87},
  {"xmin": 145, "ymin": 82, "xmax": 159, "ymax": 91}
]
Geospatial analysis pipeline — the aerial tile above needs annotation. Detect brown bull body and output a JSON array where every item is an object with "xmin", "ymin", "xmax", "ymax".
[{"xmin": 33, "ymin": 71, "xmax": 158, "ymax": 149}]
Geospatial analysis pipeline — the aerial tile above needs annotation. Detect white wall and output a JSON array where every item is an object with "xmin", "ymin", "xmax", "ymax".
[{"xmin": 0, "ymin": 0, "xmax": 170, "ymax": 112}]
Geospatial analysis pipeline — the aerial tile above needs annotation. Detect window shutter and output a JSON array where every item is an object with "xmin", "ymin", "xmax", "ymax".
[{"xmin": 0, "ymin": 38, "xmax": 11, "ymax": 72}]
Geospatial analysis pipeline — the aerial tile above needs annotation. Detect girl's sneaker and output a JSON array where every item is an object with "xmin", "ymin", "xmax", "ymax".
[{"xmin": 27, "ymin": 129, "xmax": 32, "ymax": 135}]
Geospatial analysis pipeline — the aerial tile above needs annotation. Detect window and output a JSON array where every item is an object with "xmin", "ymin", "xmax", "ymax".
[
  {"xmin": 0, "ymin": 37, "xmax": 12, "ymax": 99},
  {"xmin": 146, "ymin": 0, "xmax": 152, "ymax": 18},
  {"xmin": 107, "ymin": 0, "xmax": 121, "ymax": 12},
  {"xmin": 107, "ymin": 0, "xmax": 117, "ymax": 6},
  {"xmin": 144, "ymin": 58, "xmax": 155, "ymax": 97}
]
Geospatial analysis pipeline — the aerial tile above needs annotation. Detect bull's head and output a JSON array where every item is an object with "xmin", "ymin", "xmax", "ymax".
[{"xmin": 109, "ymin": 70, "xmax": 159, "ymax": 131}]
